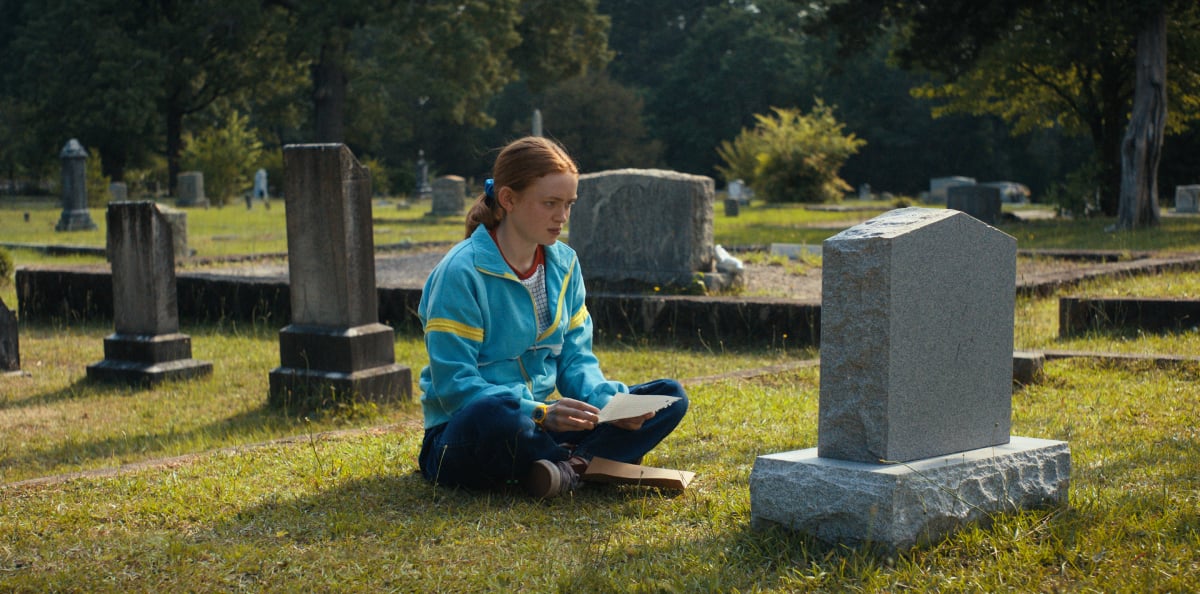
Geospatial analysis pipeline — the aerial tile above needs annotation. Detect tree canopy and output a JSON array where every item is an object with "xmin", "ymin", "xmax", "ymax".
[{"xmin": 821, "ymin": 0, "xmax": 1200, "ymax": 221}]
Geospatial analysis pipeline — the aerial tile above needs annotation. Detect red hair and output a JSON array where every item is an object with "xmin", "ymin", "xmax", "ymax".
[{"xmin": 465, "ymin": 137, "xmax": 579, "ymax": 237}]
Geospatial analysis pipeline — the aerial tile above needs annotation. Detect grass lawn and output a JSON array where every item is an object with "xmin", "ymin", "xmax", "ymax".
[{"xmin": 2, "ymin": 196, "xmax": 1199, "ymax": 590}]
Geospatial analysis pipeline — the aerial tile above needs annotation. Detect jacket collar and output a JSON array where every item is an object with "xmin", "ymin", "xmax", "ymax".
[{"xmin": 471, "ymin": 224, "xmax": 570, "ymax": 277}]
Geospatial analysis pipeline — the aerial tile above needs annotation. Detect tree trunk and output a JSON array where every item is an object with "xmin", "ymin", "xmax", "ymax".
[
  {"xmin": 313, "ymin": 42, "xmax": 348, "ymax": 143},
  {"xmin": 166, "ymin": 106, "xmax": 184, "ymax": 197},
  {"xmin": 1116, "ymin": 8, "xmax": 1166, "ymax": 230}
]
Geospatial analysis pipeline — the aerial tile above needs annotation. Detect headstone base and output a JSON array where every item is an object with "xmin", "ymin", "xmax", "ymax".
[
  {"xmin": 1012, "ymin": 350, "xmax": 1046, "ymax": 385},
  {"xmin": 268, "ymin": 364, "xmax": 412, "ymax": 412},
  {"xmin": 588, "ymin": 270, "xmax": 744, "ymax": 294},
  {"xmin": 87, "ymin": 333, "xmax": 212, "ymax": 386},
  {"xmin": 55, "ymin": 210, "xmax": 97, "ymax": 232},
  {"xmin": 749, "ymin": 436, "xmax": 1070, "ymax": 552},
  {"xmin": 174, "ymin": 198, "xmax": 210, "ymax": 208},
  {"xmin": 269, "ymin": 323, "xmax": 413, "ymax": 411}
]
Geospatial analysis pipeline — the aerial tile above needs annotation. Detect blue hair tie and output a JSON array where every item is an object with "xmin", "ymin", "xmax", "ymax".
[{"xmin": 484, "ymin": 178, "xmax": 495, "ymax": 200}]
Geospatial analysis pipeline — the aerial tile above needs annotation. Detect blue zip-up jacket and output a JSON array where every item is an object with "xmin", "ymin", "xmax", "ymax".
[{"xmin": 418, "ymin": 225, "xmax": 627, "ymax": 429}]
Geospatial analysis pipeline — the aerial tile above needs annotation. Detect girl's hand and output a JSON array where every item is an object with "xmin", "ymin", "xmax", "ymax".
[
  {"xmin": 610, "ymin": 411, "xmax": 655, "ymax": 431},
  {"xmin": 545, "ymin": 398, "xmax": 600, "ymax": 432}
]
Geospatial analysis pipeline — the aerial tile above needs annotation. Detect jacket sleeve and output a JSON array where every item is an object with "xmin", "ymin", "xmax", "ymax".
[
  {"xmin": 554, "ymin": 259, "xmax": 627, "ymax": 409},
  {"xmin": 421, "ymin": 261, "xmax": 537, "ymax": 419}
]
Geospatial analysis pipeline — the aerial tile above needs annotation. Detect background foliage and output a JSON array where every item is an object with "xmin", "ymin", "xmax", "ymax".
[
  {"xmin": 2, "ymin": 0, "xmax": 1200, "ymax": 208},
  {"xmin": 717, "ymin": 102, "xmax": 865, "ymax": 203},
  {"xmin": 180, "ymin": 109, "xmax": 264, "ymax": 207}
]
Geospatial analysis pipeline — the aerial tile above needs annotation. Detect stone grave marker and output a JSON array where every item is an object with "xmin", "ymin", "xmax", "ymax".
[
  {"xmin": 0, "ymin": 297, "xmax": 18, "ymax": 373},
  {"xmin": 1175, "ymin": 185, "xmax": 1199, "ymax": 214},
  {"xmin": 429, "ymin": 175, "xmax": 465, "ymax": 217},
  {"xmin": 750, "ymin": 207, "xmax": 1071, "ymax": 551},
  {"xmin": 413, "ymin": 150, "xmax": 432, "ymax": 201},
  {"xmin": 947, "ymin": 183, "xmax": 1002, "ymax": 226},
  {"xmin": 858, "ymin": 183, "xmax": 871, "ymax": 200},
  {"xmin": 109, "ymin": 181, "xmax": 128, "ymax": 202},
  {"xmin": 254, "ymin": 168, "xmax": 269, "ymax": 200},
  {"xmin": 176, "ymin": 171, "xmax": 209, "ymax": 208},
  {"xmin": 928, "ymin": 176, "xmax": 975, "ymax": 204},
  {"xmin": 157, "ymin": 204, "xmax": 190, "ymax": 259},
  {"xmin": 106, "ymin": 203, "xmax": 189, "ymax": 262},
  {"xmin": 728, "ymin": 179, "xmax": 748, "ymax": 204},
  {"xmin": 573, "ymin": 169, "xmax": 716, "ymax": 289},
  {"xmin": 55, "ymin": 139, "xmax": 97, "ymax": 231},
  {"xmin": 269, "ymin": 144, "xmax": 411, "ymax": 412},
  {"xmin": 87, "ymin": 201, "xmax": 212, "ymax": 385}
]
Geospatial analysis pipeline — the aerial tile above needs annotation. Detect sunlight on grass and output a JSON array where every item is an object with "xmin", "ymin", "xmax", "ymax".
[
  {"xmin": 2, "ymin": 360, "xmax": 1197, "ymax": 591},
  {"xmin": 4, "ymin": 197, "xmax": 1200, "ymax": 590},
  {"xmin": 1014, "ymin": 269, "xmax": 1200, "ymax": 354}
]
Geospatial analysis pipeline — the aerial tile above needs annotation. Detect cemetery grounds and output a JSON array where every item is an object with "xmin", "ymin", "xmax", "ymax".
[{"xmin": 1, "ymin": 196, "xmax": 1198, "ymax": 591}]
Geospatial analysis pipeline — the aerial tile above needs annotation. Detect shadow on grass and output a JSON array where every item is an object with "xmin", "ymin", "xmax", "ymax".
[
  {"xmin": 0, "ymin": 402, "xmax": 298, "ymax": 481},
  {"xmin": 0, "ymin": 376, "xmax": 102, "ymax": 411}
]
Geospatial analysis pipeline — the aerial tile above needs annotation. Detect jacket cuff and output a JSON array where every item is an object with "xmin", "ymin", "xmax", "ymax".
[{"xmin": 518, "ymin": 396, "xmax": 541, "ymax": 418}]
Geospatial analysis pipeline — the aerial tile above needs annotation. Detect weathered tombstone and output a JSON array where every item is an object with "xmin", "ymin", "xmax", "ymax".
[
  {"xmin": 254, "ymin": 168, "xmax": 269, "ymax": 200},
  {"xmin": 157, "ymin": 204, "xmax": 190, "ymax": 260},
  {"xmin": 413, "ymin": 150, "xmax": 432, "ymax": 201},
  {"xmin": 947, "ymin": 183, "xmax": 1002, "ymax": 226},
  {"xmin": 928, "ymin": 176, "xmax": 975, "ymax": 204},
  {"xmin": 532, "ymin": 108, "xmax": 543, "ymax": 137},
  {"xmin": 750, "ymin": 207, "xmax": 1071, "ymax": 551},
  {"xmin": 858, "ymin": 183, "xmax": 871, "ymax": 200},
  {"xmin": 573, "ymin": 169, "xmax": 716, "ymax": 289},
  {"xmin": 269, "ymin": 144, "xmax": 411, "ymax": 411},
  {"xmin": 728, "ymin": 179, "xmax": 747, "ymax": 204},
  {"xmin": 0, "ymin": 297, "xmax": 18, "ymax": 373},
  {"xmin": 105, "ymin": 203, "xmax": 189, "ymax": 262},
  {"xmin": 55, "ymin": 139, "xmax": 97, "ymax": 231},
  {"xmin": 1012, "ymin": 350, "xmax": 1045, "ymax": 385},
  {"xmin": 1174, "ymin": 185, "xmax": 1199, "ymax": 214},
  {"xmin": 176, "ymin": 171, "xmax": 210, "ymax": 208},
  {"xmin": 724, "ymin": 197, "xmax": 739, "ymax": 217},
  {"xmin": 86, "ymin": 201, "xmax": 212, "ymax": 385},
  {"xmin": 429, "ymin": 175, "xmax": 465, "ymax": 217},
  {"xmin": 109, "ymin": 181, "xmax": 128, "ymax": 202}
]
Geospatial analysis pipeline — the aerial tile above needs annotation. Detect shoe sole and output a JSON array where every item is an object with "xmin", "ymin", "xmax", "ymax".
[{"xmin": 525, "ymin": 459, "xmax": 563, "ymax": 498}]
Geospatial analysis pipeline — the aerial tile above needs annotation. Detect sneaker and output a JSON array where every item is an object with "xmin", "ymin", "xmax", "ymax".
[{"xmin": 524, "ymin": 459, "xmax": 580, "ymax": 499}]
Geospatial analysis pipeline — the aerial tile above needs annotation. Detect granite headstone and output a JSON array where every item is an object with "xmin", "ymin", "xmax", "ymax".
[
  {"xmin": 0, "ymin": 297, "xmax": 18, "ymax": 372},
  {"xmin": 750, "ymin": 207, "xmax": 1071, "ymax": 551},
  {"xmin": 55, "ymin": 139, "xmax": 97, "ymax": 231},
  {"xmin": 269, "ymin": 144, "xmax": 411, "ymax": 411},
  {"xmin": 429, "ymin": 175, "xmax": 465, "ymax": 217},
  {"xmin": 573, "ymin": 169, "xmax": 715, "ymax": 289},
  {"xmin": 86, "ymin": 201, "xmax": 212, "ymax": 385},
  {"xmin": 1175, "ymin": 185, "xmax": 1199, "ymax": 214},
  {"xmin": 947, "ymin": 184, "xmax": 1002, "ymax": 226},
  {"xmin": 176, "ymin": 171, "xmax": 209, "ymax": 208}
]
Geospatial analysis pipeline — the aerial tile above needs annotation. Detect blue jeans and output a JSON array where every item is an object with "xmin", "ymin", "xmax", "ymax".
[{"xmin": 418, "ymin": 379, "xmax": 689, "ymax": 489}]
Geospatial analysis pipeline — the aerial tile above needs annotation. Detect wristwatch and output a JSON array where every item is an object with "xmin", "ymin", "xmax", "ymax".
[{"xmin": 532, "ymin": 403, "xmax": 548, "ymax": 427}]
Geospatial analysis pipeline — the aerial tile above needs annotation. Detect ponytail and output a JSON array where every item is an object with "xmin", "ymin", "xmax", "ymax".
[{"xmin": 465, "ymin": 192, "xmax": 504, "ymax": 238}]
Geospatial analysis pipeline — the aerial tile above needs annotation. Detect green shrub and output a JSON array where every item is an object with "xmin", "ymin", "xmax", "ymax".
[
  {"xmin": 360, "ymin": 156, "xmax": 392, "ymax": 197},
  {"xmin": 85, "ymin": 148, "xmax": 113, "ymax": 207},
  {"xmin": 124, "ymin": 153, "xmax": 169, "ymax": 199},
  {"xmin": 0, "ymin": 247, "xmax": 13, "ymax": 288},
  {"xmin": 717, "ymin": 101, "xmax": 865, "ymax": 204},
  {"xmin": 181, "ymin": 109, "xmax": 263, "ymax": 207},
  {"xmin": 1044, "ymin": 160, "xmax": 1101, "ymax": 218}
]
